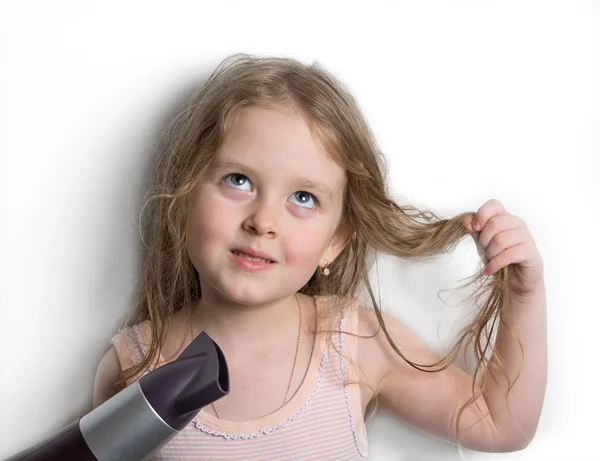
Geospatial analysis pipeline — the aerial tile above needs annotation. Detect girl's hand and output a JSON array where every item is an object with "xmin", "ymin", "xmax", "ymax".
[{"xmin": 464, "ymin": 199, "xmax": 545, "ymax": 301}]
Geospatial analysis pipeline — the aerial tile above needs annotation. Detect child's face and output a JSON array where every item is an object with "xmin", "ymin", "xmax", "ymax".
[{"xmin": 187, "ymin": 105, "xmax": 347, "ymax": 305}]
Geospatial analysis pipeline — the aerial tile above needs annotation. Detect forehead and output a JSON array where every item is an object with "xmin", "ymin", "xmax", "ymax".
[{"xmin": 213, "ymin": 106, "xmax": 346, "ymax": 198}]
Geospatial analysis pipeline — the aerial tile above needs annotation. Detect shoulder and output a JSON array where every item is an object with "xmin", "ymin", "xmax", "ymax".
[
  {"xmin": 353, "ymin": 302, "xmax": 386, "ymax": 394},
  {"xmin": 354, "ymin": 301, "xmax": 426, "ymax": 397},
  {"xmin": 111, "ymin": 310, "xmax": 190, "ymax": 359},
  {"xmin": 93, "ymin": 321, "xmax": 153, "ymax": 409},
  {"xmin": 315, "ymin": 296, "xmax": 389, "ymax": 403},
  {"xmin": 110, "ymin": 321, "xmax": 152, "ymax": 365},
  {"xmin": 92, "ymin": 316, "xmax": 163, "ymax": 409},
  {"xmin": 93, "ymin": 316, "xmax": 178, "ymax": 409}
]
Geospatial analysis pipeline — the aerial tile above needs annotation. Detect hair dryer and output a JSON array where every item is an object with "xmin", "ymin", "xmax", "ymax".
[{"xmin": 4, "ymin": 331, "xmax": 229, "ymax": 461}]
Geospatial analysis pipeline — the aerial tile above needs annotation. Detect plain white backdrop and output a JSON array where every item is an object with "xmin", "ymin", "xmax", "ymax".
[{"xmin": 1, "ymin": 1, "xmax": 598, "ymax": 459}]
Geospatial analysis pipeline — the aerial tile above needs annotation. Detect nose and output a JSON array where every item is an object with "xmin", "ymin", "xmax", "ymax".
[{"xmin": 242, "ymin": 197, "xmax": 279, "ymax": 237}]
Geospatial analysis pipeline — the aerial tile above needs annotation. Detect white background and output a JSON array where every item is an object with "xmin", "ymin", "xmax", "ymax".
[{"xmin": 1, "ymin": 1, "xmax": 598, "ymax": 459}]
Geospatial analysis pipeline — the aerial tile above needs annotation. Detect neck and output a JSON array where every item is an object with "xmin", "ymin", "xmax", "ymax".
[{"xmin": 192, "ymin": 292, "xmax": 299, "ymax": 351}]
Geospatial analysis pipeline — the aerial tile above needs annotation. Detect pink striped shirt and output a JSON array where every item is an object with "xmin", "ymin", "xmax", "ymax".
[{"xmin": 111, "ymin": 294, "xmax": 369, "ymax": 460}]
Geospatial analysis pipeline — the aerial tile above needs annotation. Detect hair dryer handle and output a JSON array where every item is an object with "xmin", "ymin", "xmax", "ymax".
[{"xmin": 3, "ymin": 419, "xmax": 95, "ymax": 461}]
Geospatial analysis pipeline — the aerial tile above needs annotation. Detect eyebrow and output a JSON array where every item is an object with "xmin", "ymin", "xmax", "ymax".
[{"xmin": 211, "ymin": 159, "xmax": 334, "ymax": 202}]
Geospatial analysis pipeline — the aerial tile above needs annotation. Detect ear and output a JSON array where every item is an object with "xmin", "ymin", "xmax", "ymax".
[{"xmin": 321, "ymin": 224, "xmax": 353, "ymax": 267}]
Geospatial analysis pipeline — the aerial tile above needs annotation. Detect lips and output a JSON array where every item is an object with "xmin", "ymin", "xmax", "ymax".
[{"xmin": 231, "ymin": 247, "xmax": 277, "ymax": 263}]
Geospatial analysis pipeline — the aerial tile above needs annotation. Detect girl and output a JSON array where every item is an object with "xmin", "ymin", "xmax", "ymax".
[{"xmin": 93, "ymin": 53, "xmax": 547, "ymax": 460}]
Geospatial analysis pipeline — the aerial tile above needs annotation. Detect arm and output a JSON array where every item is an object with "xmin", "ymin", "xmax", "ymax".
[
  {"xmin": 358, "ymin": 294, "xmax": 546, "ymax": 453},
  {"xmin": 359, "ymin": 304, "xmax": 532, "ymax": 453},
  {"xmin": 467, "ymin": 199, "xmax": 548, "ymax": 448},
  {"xmin": 482, "ymin": 287, "xmax": 547, "ymax": 449},
  {"xmin": 92, "ymin": 346, "xmax": 120, "ymax": 408}
]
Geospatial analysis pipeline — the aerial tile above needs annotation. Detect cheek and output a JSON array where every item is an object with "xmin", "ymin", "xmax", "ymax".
[
  {"xmin": 285, "ymin": 226, "xmax": 330, "ymax": 266},
  {"xmin": 188, "ymin": 191, "xmax": 237, "ymax": 251}
]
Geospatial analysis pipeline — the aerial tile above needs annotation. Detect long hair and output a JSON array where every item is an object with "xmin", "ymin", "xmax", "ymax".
[{"xmin": 114, "ymin": 53, "xmax": 522, "ymax": 451}]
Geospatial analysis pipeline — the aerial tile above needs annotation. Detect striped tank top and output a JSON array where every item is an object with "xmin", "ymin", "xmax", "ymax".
[{"xmin": 110, "ymin": 294, "xmax": 369, "ymax": 460}]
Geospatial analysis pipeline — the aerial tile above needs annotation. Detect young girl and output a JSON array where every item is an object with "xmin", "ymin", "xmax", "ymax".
[{"xmin": 92, "ymin": 53, "xmax": 547, "ymax": 460}]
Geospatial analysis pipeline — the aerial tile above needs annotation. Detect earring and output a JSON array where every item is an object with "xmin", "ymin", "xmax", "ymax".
[{"xmin": 319, "ymin": 259, "xmax": 330, "ymax": 276}]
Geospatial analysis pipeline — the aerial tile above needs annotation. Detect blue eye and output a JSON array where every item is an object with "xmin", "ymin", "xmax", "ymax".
[
  {"xmin": 223, "ymin": 173, "xmax": 319, "ymax": 209},
  {"xmin": 224, "ymin": 173, "xmax": 251, "ymax": 190}
]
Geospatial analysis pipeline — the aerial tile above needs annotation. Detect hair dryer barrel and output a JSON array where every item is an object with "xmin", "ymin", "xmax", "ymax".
[{"xmin": 4, "ymin": 332, "xmax": 229, "ymax": 461}]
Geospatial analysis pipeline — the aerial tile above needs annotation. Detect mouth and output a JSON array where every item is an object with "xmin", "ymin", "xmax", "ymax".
[{"xmin": 230, "ymin": 250, "xmax": 276, "ymax": 264}]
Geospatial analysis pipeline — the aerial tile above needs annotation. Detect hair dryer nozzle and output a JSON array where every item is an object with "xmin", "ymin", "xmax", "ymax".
[{"xmin": 139, "ymin": 330, "xmax": 229, "ymax": 430}]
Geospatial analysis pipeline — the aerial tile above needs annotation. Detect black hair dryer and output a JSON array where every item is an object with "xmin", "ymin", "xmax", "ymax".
[{"xmin": 4, "ymin": 331, "xmax": 229, "ymax": 461}]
